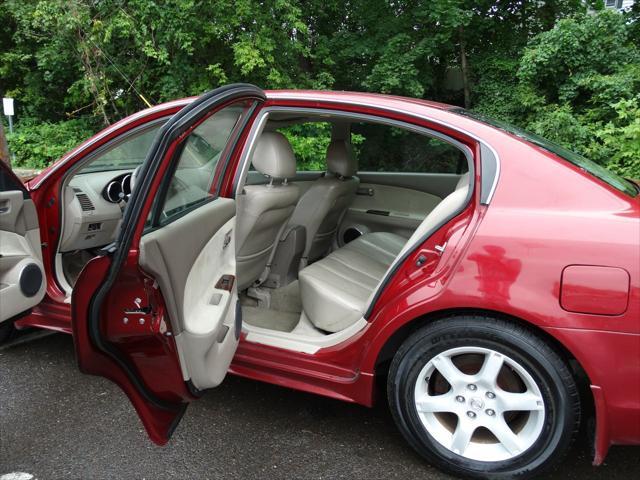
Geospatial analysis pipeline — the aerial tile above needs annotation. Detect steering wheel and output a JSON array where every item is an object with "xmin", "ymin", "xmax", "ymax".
[{"xmin": 130, "ymin": 165, "xmax": 142, "ymax": 193}]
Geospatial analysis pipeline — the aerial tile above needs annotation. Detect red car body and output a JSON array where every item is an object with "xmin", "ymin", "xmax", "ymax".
[{"xmin": 7, "ymin": 88, "xmax": 640, "ymax": 465}]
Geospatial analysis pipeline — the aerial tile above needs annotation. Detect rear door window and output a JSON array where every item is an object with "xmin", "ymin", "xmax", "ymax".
[{"xmin": 351, "ymin": 122, "xmax": 467, "ymax": 174}]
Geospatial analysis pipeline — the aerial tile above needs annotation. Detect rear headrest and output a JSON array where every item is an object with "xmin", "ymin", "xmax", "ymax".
[
  {"xmin": 326, "ymin": 140, "xmax": 357, "ymax": 178},
  {"xmin": 456, "ymin": 172, "xmax": 470, "ymax": 190},
  {"xmin": 251, "ymin": 132, "xmax": 297, "ymax": 179}
]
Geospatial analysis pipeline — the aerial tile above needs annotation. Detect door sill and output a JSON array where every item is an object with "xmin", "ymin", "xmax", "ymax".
[
  {"xmin": 14, "ymin": 297, "xmax": 72, "ymax": 334},
  {"xmin": 242, "ymin": 313, "xmax": 368, "ymax": 354}
]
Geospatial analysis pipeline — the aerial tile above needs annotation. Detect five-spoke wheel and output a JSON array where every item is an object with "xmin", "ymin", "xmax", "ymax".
[
  {"xmin": 388, "ymin": 316, "xmax": 580, "ymax": 479},
  {"xmin": 414, "ymin": 346, "xmax": 545, "ymax": 461}
]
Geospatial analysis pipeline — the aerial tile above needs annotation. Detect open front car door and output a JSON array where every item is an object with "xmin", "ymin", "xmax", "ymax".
[
  {"xmin": 0, "ymin": 165, "xmax": 47, "ymax": 334},
  {"xmin": 71, "ymin": 84, "xmax": 266, "ymax": 444}
]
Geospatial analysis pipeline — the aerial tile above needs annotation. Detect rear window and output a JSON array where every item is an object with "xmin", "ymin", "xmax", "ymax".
[{"xmin": 452, "ymin": 108, "xmax": 638, "ymax": 197}]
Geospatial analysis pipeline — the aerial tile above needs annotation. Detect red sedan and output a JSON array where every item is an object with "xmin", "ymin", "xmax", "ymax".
[{"xmin": 1, "ymin": 85, "xmax": 638, "ymax": 479}]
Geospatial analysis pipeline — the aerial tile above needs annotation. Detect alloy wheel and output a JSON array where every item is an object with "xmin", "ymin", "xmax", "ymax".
[{"xmin": 413, "ymin": 346, "xmax": 545, "ymax": 462}]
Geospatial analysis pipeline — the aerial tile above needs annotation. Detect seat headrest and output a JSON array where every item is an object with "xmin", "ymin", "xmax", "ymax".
[
  {"xmin": 251, "ymin": 132, "xmax": 297, "ymax": 179},
  {"xmin": 326, "ymin": 140, "xmax": 357, "ymax": 178}
]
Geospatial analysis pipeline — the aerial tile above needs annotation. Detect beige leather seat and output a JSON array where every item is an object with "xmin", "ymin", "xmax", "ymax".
[
  {"xmin": 299, "ymin": 172, "xmax": 470, "ymax": 332},
  {"xmin": 288, "ymin": 140, "xmax": 359, "ymax": 264},
  {"xmin": 236, "ymin": 132, "xmax": 299, "ymax": 290},
  {"xmin": 298, "ymin": 232, "xmax": 404, "ymax": 332}
]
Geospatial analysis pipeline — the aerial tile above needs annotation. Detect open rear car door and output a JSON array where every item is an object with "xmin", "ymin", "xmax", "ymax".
[
  {"xmin": 71, "ymin": 84, "xmax": 266, "ymax": 444},
  {"xmin": 0, "ymin": 165, "xmax": 46, "ymax": 333}
]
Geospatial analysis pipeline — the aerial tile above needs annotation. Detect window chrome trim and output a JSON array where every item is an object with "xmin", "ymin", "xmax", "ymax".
[
  {"xmin": 480, "ymin": 143, "xmax": 500, "ymax": 205},
  {"xmin": 260, "ymin": 95, "xmax": 502, "ymax": 204},
  {"xmin": 234, "ymin": 103, "xmax": 500, "ymax": 204},
  {"xmin": 33, "ymin": 95, "xmax": 500, "ymax": 205},
  {"xmin": 233, "ymin": 105, "xmax": 494, "ymax": 198}
]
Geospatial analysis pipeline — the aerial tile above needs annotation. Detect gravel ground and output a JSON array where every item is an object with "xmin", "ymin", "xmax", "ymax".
[{"xmin": 0, "ymin": 332, "xmax": 638, "ymax": 480}]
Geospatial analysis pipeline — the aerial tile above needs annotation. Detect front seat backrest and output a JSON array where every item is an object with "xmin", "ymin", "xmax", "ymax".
[
  {"xmin": 288, "ymin": 139, "xmax": 359, "ymax": 264},
  {"xmin": 236, "ymin": 132, "xmax": 299, "ymax": 290}
]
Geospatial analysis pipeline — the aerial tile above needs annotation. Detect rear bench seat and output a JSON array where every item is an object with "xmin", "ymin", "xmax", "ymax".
[
  {"xmin": 298, "ymin": 232, "xmax": 406, "ymax": 332},
  {"xmin": 298, "ymin": 172, "xmax": 470, "ymax": 333}
]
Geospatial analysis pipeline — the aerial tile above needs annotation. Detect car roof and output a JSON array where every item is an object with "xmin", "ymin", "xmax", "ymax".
[
  {"xmin": 138, "ymin": 89, "xmax": 455, "ymax": 119},
  {"xmin": 264, "ymin": 89, "xmax": 454, "ymax": 111},
  {"xmin": 28, "ymin": 90, "xmax": 461, "ymax": 190}
]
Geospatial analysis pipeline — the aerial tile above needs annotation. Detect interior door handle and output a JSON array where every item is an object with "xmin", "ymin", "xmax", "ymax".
[
  {"xmin": 0, "ymin": 206, "xmax": 9, "ymax": 214},
  {"xmin": 223, "ymin": 230, "xmax": 232, "ymax": 249},
  {"xmin": 356, "ymin": 187, "xmax": 374, "ymax": 196}
]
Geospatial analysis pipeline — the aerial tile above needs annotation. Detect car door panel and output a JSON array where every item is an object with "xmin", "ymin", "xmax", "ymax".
[
  {"xmin": 338, "ymin": 172, "xmax": 464, "ymax": 243},
  {"xmin": 71, "ymin": 84, "xmax": 266, "ymax": 444},
  {"xmin": 0, "ymin": 170, "xmax": 46, "ymax": 323},
  {"xmin": 139, "ymin": 197, "xmax": 237, "ymax": 389},
  {"xmin": 357, "ymin": 172, "xmax": 462, "ymax": 198},
  {"xmin": 71, "ymin": 252, "xmax": 189, "ymax": 445}
]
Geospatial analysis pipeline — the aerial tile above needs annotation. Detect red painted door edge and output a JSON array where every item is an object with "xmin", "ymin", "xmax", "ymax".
[{"xmin": 71, "ymin": 85, "xmax": 267, "ymax": 444}]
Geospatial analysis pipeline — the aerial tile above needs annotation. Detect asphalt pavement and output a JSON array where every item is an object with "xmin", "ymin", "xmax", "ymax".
[{"xmin": 1, "ymin": 331, "xmax": 638, "ymax": 480}]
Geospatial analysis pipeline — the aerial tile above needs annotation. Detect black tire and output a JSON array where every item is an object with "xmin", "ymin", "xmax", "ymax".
[
  {"xmin": 0, "ymin": 320, "xmax": 14, "ymax": 345},
  {"xmin": 387, "ymin": 316, "xmax": 580, "ymax": 479}
]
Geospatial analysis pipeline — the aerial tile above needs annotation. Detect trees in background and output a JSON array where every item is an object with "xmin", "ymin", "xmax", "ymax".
[
  {"xmin": 0, "ymin": 1, "xmax": 638, "ymax": 177},
  {"xmin": 475, "ymin": 9, "xmax": 640, "ymax": 177},
  {"xmin": 0, "ymin": 123, "xmax": 9, "ymax": 167}
]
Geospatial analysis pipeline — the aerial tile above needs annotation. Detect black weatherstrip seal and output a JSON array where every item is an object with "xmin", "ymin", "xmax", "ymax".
[{"xmin": 85, "ymin": 84, "xmax": 266, "ymax": 413}]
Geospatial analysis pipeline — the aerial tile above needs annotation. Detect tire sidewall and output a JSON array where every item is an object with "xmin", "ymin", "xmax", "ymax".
[{"xmin": 389, "ymin": 318, "xmax": 578, "ymax": 478}]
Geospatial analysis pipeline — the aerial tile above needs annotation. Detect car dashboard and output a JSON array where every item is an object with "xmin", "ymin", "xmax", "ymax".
[
  {"xmin": 59, "ymin": 169, "xmax": 133, "ymax": 252},
  {"xmin": 59, "ymin": 155, "xmax": 217, "ymax": 253}
]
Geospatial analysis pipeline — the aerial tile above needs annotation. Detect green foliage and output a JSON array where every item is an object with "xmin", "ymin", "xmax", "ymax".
[
  {"xmin": 6, "ymin": 118, "xmax": 96, "ymax": 169},
  {"xmin": 518, "ymin": 11, "xmax": 635, "ymax": 104},
  {"xmin": 279, "ymin": 123, "xmax": 332, "ymax": 171},
  {"xmin": 0, "ymin": 2, "xmax": 638, "ymax": 179},
  {"xmin": 593, "ymin": 97, "xmax": 640, "ymax": 178},
  {"xmin": 472, "ymin": 58, "xmax": 527, "ymax": 122},
  {"xmin": 474, "ymin": 11, "xmax": 640, "ymax": 179},
  {"xmin": 351, "ymin": 124, "xmax": 465, "ymax": 173}
]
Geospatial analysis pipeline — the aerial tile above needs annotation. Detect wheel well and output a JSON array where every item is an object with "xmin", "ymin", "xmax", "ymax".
[{"xmin": 374, "ymin": 308, "xmax": 594, "ymax": 421}]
